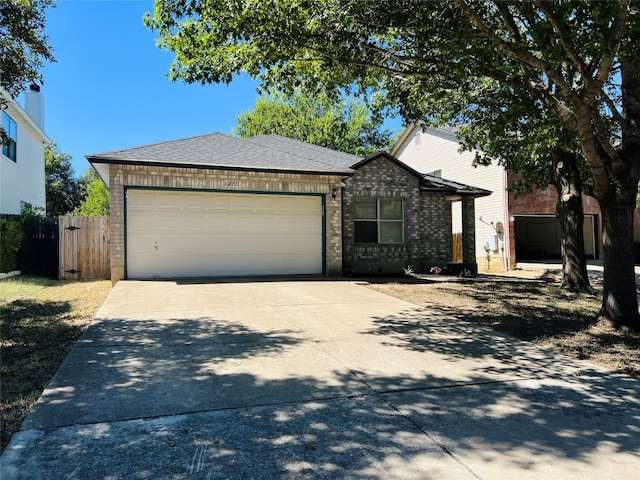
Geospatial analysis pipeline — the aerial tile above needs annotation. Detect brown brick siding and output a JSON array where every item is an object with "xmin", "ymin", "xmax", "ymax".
[
  {"xmin": 109, "ymin": 164, "xmax": 346, "ymax": 282},
  {"xmin": 506, "ymin": 174, "xmax": 604, "ymax": 262},
  {"xmin": 342, "ymin": 158, "xmax": 453, "ymax": 275}
]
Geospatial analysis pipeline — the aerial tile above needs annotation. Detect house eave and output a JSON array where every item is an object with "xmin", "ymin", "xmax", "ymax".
[
  {"xmin": 86, "ymin": 156, "xmax": 355, "ymax": 177},
  {"xmin": 0, "ymin": 87, "xmax": 50, "ymax": 144}
]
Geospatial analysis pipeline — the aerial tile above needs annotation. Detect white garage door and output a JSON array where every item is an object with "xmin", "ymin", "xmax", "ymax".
[{"xmin": 126, "ymin": 189, "xmax": 324, "ymax": 278}]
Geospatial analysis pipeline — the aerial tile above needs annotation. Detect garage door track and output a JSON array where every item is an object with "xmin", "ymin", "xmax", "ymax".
[{"xmin": 2, "ymin": 279, "xmax": 640, "ymax": 479}]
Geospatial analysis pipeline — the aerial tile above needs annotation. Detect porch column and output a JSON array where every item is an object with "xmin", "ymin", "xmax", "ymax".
[{"xmin": 461, "ymin": 196, "xmax": 477, "ymax": 273}]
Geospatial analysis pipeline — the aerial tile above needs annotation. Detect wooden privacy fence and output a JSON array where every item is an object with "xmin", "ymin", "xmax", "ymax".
[
  {"xmin": 452, "ymin": 232, "xmax": 463, "ymax": 263},
  {"xmin": 58, "ymin": 216, "xmax": 110, "ymax": 280}
]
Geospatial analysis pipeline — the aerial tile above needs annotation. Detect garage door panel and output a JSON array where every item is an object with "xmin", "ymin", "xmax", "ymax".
[
  {"xmin": 126, "ymin": 190, "xmax": 324, "ymax": 278},
  {"xmin": 254, "ymin": 197, "xmax": 278, "ymax": 211},
  {"xmin": 297, "ymin": 196, "xmax": 322, "ymax": 212},
  {"xmin": 298, "ymin": 217, "xmax": 323, "ymax": 234},
  {"xmin": 128, "ymin": 190, "xmax": 155, "ymax": 209},
  {"xmin": 207, "ymin": 195, "xmax": 231, "ymax": 210},
  {"xmin": 155, "ymin": 194, "xmax": 181, "ymax": 210},
  {"xmin": 179, "ymin": 192, "xmax": 206, "ymax": 210},
  {"xmin": 231, "ymin": 196, "xmax": 254, "ymax": 211}
]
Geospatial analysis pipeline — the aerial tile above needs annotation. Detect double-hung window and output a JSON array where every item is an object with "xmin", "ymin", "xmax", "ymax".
[
  {"xmin": 2, "ymin": 112, "xmax": 17, "ymax": 162},
  {"xmin": 354, "ymin": 198, "xmax": 404, "ymax": 244}
]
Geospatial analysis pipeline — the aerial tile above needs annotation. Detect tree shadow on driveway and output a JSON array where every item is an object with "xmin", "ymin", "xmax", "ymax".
[{"xmin": 3, "ymin": 304, "xmax": 640, "ymax": 479}]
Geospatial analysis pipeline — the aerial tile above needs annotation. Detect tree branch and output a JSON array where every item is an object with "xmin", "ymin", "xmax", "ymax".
[
  {"xmin": 533, "ymin": 0, "xmax": 590, "ymax": 81},
  {"xmin": 582, "ymin": 0, "xmax": 630, "ymax": 105},
  {"xmin": 451, "ymin": 0, "xmax": 578, "ymax": 103}
]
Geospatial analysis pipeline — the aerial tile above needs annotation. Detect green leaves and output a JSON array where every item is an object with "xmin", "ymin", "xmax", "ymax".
[
  {"xmin": 0, "ymin": 0, "xmax": 55, "ymax": 97},
  {"xmin": 75, "ymin": 178, "xmax": 109, "ymax": 217},
  {"xmin": 234, "ymin": 89, "xmax": 394, "ymax": 156},
  {"xmin": 145, "ymin": 1, "xmax": 639, "ymax": 190},
  {"xmin": 44, "ymin": 144, "xmax": 82, "ymax": 217}
]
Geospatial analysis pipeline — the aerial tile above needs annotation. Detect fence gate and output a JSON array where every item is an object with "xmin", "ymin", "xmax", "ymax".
[
  {"xmin": 58, "ymin": 216, "xmax": 110, "ymax": 280},
  {"xmin": 20, "ymin": 216, "xmax": 59, "ymax": 279}
]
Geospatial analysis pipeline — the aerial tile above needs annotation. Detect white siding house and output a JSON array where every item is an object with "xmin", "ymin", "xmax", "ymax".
[
  {"xmin": 393, "ymin": 125, "xmax": 510, "ymax": 270},
  {"xmin": 1, "ymin": 86, "xmax": 50, "ymax": 215}
]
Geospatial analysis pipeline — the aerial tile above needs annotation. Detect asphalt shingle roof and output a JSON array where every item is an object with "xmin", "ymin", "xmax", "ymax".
[
  {"xmin": 421, "ymin": 174, "xmax": 492, "ymax": 196},
  {"xmin": 86, "ymin": 132, "xmax": 358, "ymax": 174},
  {"xmin": 86, "ymin": 132, "xmax": 490, "ymax": 197}
]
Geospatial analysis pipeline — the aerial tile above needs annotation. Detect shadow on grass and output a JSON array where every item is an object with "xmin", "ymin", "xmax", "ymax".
[
  {"xmin": 0, "ymin": 299, "xmax": 81, "ymax": 452},
  {"xmin": 367, "ymin": 280, "xmax": 640, "ymax": 379}
]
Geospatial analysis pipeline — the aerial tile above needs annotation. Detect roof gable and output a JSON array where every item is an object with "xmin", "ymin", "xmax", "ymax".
[
  {"xmin": 352, "ymin": 151, "xmax": 491, "ymax": 198},
  {"xmin": 351, "ymin": 151, "xmax": 426, "ymax": 179}
]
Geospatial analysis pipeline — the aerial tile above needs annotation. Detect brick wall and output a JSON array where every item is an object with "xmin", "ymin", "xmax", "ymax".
[
  {"xmin": 342, "ymin": 157, "xmax": 453, "ymax": 275},
  {"xmin": 508, "ymin": 186, "xmax": 601, "ymax": 215},
  {"xmin": 109, "ymin": 164, "xmax": 346, "ymax": 282},
  {"xmin": 506, "ymin": 174, "xmax": 604, "ymax": 262}
]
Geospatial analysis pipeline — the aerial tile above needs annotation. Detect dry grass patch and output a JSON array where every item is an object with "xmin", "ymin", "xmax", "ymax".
[
  {"xmin": 0, "ymin": 276, "xmax": 111, "ymax": 453},
  {"xmin": 367, "ymin": 277, "xmax": 640, "ymax": 379}
]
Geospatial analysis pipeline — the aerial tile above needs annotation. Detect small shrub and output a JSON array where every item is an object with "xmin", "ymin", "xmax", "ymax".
[
  {"xmin": 0, "ymin": 220, "xmax": 23, "ymax": 272},
  {"xmin": 20, "ymin": 203, "xmax": 45, "ymax": 236}
]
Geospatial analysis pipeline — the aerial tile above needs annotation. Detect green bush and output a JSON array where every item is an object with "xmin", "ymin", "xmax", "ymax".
[
  {"xmin": 20, "ymin": 203, "xmax": 45, "ymax": 236},
  {"xmin": 0, "ymin": 220, "xmax": 23, "ymax": 273}
]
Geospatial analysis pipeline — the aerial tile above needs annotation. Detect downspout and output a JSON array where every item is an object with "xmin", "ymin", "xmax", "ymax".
[{"xmin": 503, "ymin": 167, "xmax": 510, "ymax": 271}]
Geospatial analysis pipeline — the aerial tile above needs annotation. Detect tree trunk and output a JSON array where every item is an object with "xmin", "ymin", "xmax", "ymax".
[
  {"xmin": 598, "ymin": 200, "xmax": 640, "ymax": 331},
  {"xmin": 552, "ymin": 149, "xmax": 593, "ymax": 294}
]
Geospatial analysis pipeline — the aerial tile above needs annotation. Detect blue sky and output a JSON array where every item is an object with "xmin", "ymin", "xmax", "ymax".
[
  {"xmin": 30, "ymin": 0, "xmax": 401, "ymax": 178},
  {"xmin": 34, "ymin": 0, "xmax": 264, "ymax": 176}
]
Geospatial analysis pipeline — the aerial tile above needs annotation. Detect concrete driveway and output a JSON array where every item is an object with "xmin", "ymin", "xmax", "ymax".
[{"xmin": 2, "ymin": 279, "xmax": 640, "ymax": 479}]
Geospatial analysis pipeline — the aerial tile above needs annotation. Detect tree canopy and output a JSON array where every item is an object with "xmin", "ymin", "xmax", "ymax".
[
  {"xmin": 0, "ymin": 0, "xmax": 54, "ymax": 99},
  {"xmin": 234, "ymin": 90, "xmax": 393, "ymax": 156},
  {"xmin": 45, "ymin": 144, "xmax": 82, "ymax": 217},
  {"xmin": 146, "ymin": 0, "xmax": 640, "ymax": 329},
  {"xmin": 75, "ymin": 169, "xmax": 110, "ymax": 217}
]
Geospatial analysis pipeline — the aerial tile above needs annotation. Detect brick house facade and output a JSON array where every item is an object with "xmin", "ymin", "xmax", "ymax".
[
  {"xmin": 107, "ymin": 164, "xmax": 346, "ymax": 282},
  {"xmin": 88, "ymin": 135, "xmax": 489, "ymax": 282},
  {"xmin": 342, "ymin": 153, "xmax": 485, "ymax": 274}
]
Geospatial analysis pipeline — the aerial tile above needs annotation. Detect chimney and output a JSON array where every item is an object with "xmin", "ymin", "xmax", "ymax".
[{"xmin": 24, "ymin": 84, "xmax": 45, "ymax": 131}]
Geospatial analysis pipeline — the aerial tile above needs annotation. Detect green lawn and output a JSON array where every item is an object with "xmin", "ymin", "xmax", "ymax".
[{"xmin": 0, "ymin": 276, "xmax": 111, "ymax": 453}]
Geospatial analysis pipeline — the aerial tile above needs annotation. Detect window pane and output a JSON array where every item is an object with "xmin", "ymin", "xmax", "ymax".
[
  {"xmin": 353, "ymin": 198, "xmax": 377, "ymax": 219},
  {"xmin": 380, "ymin": 221, "xmax": 403, "ymax": 243},
  {"xmin": 380, "ymin": 198, "xmax": 402, "ymax": 219},
  {"xmin": 355, "ymin": 221, "xmax": 378, "ymax": 243}
]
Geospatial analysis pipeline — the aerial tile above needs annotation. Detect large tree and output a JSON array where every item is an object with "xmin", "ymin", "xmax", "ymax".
[
  {"xmin": 45, "ymin": 144, "xmax": 82, "ymax": 217},
  {"xmin": 146, "ymin": 0, "xmax": 640, "ymax": 330},
  {"xmin": 426, "ymin": 84, "xmax": 594, "ymax": 293},
  {"xmin": 0, "ymin": 0, "xmax": 54, "ymax": 101},
  {"xmin": 235, "ymin": 90, "xmax": 393, "ymax": 156}
]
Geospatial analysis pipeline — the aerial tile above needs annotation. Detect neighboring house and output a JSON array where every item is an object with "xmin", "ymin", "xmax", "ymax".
[
  {"xmin": 392, "ymin": 125, "xmax": 602, "ymax": 271},
  {"xmin": 0, "ymin": 85, "xmax": 49, "ymax": 214},
  {"xmin": 87, "ymin": 133, "xmax": 489, "ymax": 282}
]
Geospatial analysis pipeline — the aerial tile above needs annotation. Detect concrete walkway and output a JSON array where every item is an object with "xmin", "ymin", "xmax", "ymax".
[
  {"xmin": 514, "ymin": 260, "xmax": 640, "ymax": 284},
  {"xmin": 2, "ymin": 279, "xmax": 639, "ymax": 479}
]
